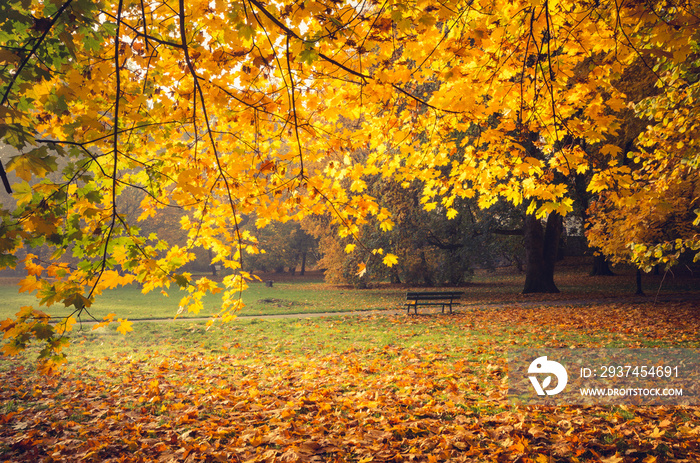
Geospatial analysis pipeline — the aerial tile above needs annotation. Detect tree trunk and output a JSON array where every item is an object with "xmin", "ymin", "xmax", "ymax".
[
  {"xmin": 635, "ymin": 269, "xmax": 645, "ymax": 296},
  {"xmin": 300, "ymin": 252, "xmax": 307, "ymax": 276},
  {"xmin": 513, "ymin": 254, "xmax": 524, "ymax": 273},
  {"xmin": 522, "ymin": 213, "xmax": 562, "ymax": 293},
  {"xmin": 590, "ymin": 254, "xmax": 615, "ymax": 276},
  {"xmin": 420, "ymin": 251, "xmax": 434, "ymax": 286},
  {"xmin": 390, "ymin": 268, "xmax": 402, "ymax": 284},
  {"xmin": 208, "ymin": 249, "xmax": 217, "ymax": 277}
]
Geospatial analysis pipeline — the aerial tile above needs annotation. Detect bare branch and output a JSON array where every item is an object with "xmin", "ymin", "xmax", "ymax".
[{"xmin": 88, "ymin": 0, "xmax": 125, "ymax": 301}]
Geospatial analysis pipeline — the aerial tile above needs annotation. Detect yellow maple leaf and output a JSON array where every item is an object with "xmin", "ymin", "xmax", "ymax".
[
  {"xmin": 379, "ymin": 218, "xmax": 395, "ymax": 231},
  {"xmin": 16, "ymin": 305, "xmax": 34, "ymax": 318},
  {"xmin": 92, "ymin": 313, "xmax": 116, "ymax": 331},
  {"xmin": 37, "ymin": 356, "xmax": 66, "ymax": 375},
  {"xmin": 383, "ymin": 253, "xmax": 398, "ymax": 267},
  {"xmin": 100, "ymin": 270, "xmax": 126, "ymax": 289},
  {"xmin": 18, "ymin": 276, "xmax": 39, "ymax": 294},
  {"xmin": 12, "ymin": 182, "xmax": 34, "ymax": 207},
  {"xmin": 1, "ymin": 341, "xmax": 22, "ymax": 356},
  {"xmin": 58, "ymin": 316, "xmax": 77, "ymax": 333},
  {"xmin": 0, "ymin": 318, "xmax": 14, "ymax": 332},
  {"xmin": 600, "ymin": 144, "xmax": 622, "ymax": 156},
  {"xmin": 116, "ymin": 318, "xmax": 133, "ymax": 335},
  {"xmin": 508, "ymin": 437, "xmax": 526, "ymax": 453}
]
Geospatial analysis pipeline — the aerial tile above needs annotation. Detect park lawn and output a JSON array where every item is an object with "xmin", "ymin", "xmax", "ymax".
[
  {"xmin": 1, "ymin": 260, "xmax": 698, "ymax": 324},
  {"xmin": 0, "ymin": 279, "xmax": 406, "ymax": 321},
  {"xmin": 2, "ymin": 299, "xmax": 699, "ymax": 462}
]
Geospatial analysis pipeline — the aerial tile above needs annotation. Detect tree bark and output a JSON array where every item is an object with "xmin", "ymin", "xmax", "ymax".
[
  {"xmin": 512, "ymin": 254, "xmax": 524, "ymax": 273},
  {"xmin": 590, "ymin": 254, "xmax": 615, "ymax": 276},
  {"xmin": 522, "ymin": 213, "xmax": 562, "ymax": 293},
  {"xmin": 208, "ymin": 249, "xmax": 217, "ymax": 277},
  {"xmin": 635, "ymin": 269, "xmax": 645, "ymax": 296},
  {"xmin": 419, "ymin": 250, "xmax": 434, "ymax": 286},
  {"xmin": 390, "ymin": 268, "xmax": 402, "ymax": 284}
]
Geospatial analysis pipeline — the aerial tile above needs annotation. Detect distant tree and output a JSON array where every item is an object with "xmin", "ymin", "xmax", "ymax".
[
  {"xmin": 310, "ymin": 179, "xmax": 525, "ymax": 287},
  {"xmin": 245, "ymin": 220, "xmax": 317, "ymax": 276}
]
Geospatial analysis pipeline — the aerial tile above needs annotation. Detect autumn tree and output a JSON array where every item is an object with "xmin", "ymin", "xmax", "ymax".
[
  {"xmin": 310, "ymin": 178, "xmax": 526, "ymax": 287},
  {"xmin": 586, "ymin": 57, "xmax": 700, "ymax": 273},
  {"xmin": 1, "ymin": 0, "xmax": 699, "ymax": 365}
]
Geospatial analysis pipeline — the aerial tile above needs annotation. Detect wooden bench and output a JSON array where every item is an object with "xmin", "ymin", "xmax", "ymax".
[{"xmin": 405, "ymin": 291, "xmax": 463, "ymax": 314}]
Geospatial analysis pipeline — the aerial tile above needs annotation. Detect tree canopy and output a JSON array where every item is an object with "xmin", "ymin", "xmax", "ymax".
[{"xmin": 1, "ymin": 0, "xmax": 699, "ymax": 367}]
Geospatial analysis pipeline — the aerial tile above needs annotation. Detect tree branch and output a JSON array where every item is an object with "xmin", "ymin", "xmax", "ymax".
[
  {"xmin": 179, "ymin": 0, "xmax": 246, "ymax": 279},
  {"xmin": 0, "ymin": 0, "xmax": 74, "ymax": 107},
  {"xmin": 285, "ymin": 35, "xmax": 305, "ymax": 178},
  {"xmin": 89, "ymin": 0, "xmax": 124, "ymax": 301},
  {"xmin": 247, "ymin": 0, "xmax": 371, "ymax": 81},
  {"xmin": 0, "ymin": 0, "xmax": 74, "ymax": 194}
]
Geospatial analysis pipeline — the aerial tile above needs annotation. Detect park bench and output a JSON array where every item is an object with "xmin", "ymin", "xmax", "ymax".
[{"xmin": 405, "ymin": 291, "xmax": 464, "ymax": 314}]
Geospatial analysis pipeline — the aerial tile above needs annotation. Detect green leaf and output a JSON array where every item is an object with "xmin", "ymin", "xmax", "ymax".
[
  {"xmin": 0, "ymin": 253, "xmax": 17, "ymax": 268},
  {"xmin": 101, "ymin": 22, "xmax": 118, "ymax": 36},
  {"xmin": 32, "ymin": 323, "xmax": 55, "ymax": 340},
  {"xmin": 12, "ymin": 182, "xmax": 33, "ymax": 206},
  {"xmin": 238, "ymin": 24, "xmax": 254, "ymax": 41},
  {"xmin": 299, "ymin": 46, "xmax": 318, "ymax": 65},
  {"xmin": 174, "ymin": 274, "xmax": 189, "ymax": 288},
  {"xmin": 63, "ymin": 293, "xmax": 91, "ymax": 310}
]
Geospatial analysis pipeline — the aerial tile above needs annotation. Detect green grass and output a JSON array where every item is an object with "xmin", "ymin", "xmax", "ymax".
[
  {"xmin": 65, "ymin": 315, "xmax": 470, "ymax": 363},
  {"xmin": 0, "ymin": 279, "xmax": 406, "ymax": 321},
  {"xmin": 2, "ymin": 308, "xmax": 541, "ymax": 371},
  {"xmin": 1, "ymin": 258, "xmax": 697, "ymax": 325},
  {"xmin": 50, "ymin": 302, "xmax": 650, "ymax": 371}
]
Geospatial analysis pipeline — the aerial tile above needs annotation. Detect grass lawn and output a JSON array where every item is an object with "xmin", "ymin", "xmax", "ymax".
[
  {"xmin": 1, "ymin": 258, "xmax": 697, "ymax": 322},
  {"xmin": 0, "ymin": 277, "xmax": 406, "ymax": 321}
]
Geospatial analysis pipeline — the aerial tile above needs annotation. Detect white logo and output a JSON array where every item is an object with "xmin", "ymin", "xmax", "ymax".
[{"xmin": 528, "ymin": 356, "xmax": 568, "ymax": 396}]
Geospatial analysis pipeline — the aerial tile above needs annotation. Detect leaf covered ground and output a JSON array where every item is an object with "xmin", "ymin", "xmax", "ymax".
[{"xmin": 2, "ymin": 300, "xmax": 700, "ymax": 462}]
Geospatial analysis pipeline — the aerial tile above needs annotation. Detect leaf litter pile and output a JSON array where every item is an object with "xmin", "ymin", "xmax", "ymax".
[{"xmin": 2, "ymin": 301, "xmax": 700, "ymax": 462}]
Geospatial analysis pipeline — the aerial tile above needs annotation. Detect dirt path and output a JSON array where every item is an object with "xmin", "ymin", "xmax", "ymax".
[{"xmin": 96, "ymin": 291, "xmax": 700, "ymax": 324}]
